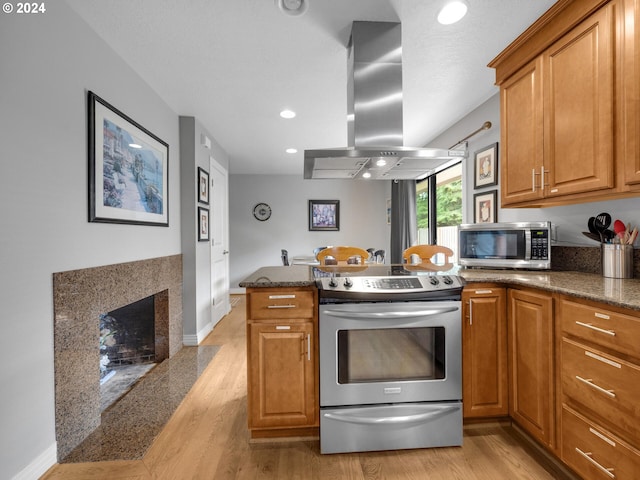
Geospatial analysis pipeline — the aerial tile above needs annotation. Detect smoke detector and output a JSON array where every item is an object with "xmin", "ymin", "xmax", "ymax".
[{"xmin": 276, "ymin": 0, "xmax": 308, "ymax": 16}]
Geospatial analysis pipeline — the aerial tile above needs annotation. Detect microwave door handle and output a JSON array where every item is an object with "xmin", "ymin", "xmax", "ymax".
[
  {"xmin": 322, "ymin": 307, "xmax": 459, "ymax": 320},
  {"xmin": 323, "ymin": 404, "xmax": 459, "ymax": 426},
  {"xmin": 525, "ymin": 229, "xmax": 531, "ymax": 260}
]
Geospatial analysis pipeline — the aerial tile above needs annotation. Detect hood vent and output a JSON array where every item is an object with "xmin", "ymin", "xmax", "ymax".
[{"xmin": 304, "ymin": 21, "xmax": 464, "ymax": 180}]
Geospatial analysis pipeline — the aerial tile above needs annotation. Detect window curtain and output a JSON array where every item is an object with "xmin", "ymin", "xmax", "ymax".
[{"xmin": 390, "ymin": 180, "xmax": 417, "ymax": 264}]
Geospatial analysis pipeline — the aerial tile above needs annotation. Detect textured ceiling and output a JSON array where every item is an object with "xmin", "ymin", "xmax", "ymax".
[{"xmin": 65, "ymin": 0, "xmax": 557, "ymax": 175}]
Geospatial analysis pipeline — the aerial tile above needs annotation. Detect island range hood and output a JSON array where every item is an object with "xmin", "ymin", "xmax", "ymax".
[{"xmin": 304, "ymin": 21, "xmax": 465, "ymax": 180}]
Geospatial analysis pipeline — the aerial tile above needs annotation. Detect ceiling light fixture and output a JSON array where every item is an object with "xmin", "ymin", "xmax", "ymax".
[
  {"xmin": 286, "ymin": 148, "xmax": 298, "ymax": 154},
  {"xmin": 437, "ymin": 0, "xmax": 468, "ymax": 25},
  {"xmin": 275, "ymin": 0, "xmax": 308, "ymax": 17},
  {"xmin": 280, "ymin": 109, "xmax": 296, "ymax": 119}
]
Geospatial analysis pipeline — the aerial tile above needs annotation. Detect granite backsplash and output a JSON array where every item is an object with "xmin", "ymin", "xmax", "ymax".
[{"xmin": 552, "ymin": 245, "xmax": 639, "ymax": 277}]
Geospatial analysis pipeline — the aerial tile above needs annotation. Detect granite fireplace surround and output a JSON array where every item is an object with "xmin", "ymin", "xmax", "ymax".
[{"xmin": 53, "ymin": 254, "xmax": 183, "ymax": 460}]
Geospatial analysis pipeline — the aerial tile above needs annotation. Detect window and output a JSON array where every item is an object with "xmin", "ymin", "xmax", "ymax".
[{"xmin": 416, "ymin": 163, "xmax": 462, "ymax": 262}]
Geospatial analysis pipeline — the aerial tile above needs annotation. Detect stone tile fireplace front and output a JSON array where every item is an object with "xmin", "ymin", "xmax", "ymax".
[{"xmin": 53, "ymin": 254, "xmax": 182, "ymax": 460}]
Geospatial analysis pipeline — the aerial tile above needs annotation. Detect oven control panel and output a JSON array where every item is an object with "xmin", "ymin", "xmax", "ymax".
[{"xmin": 317, "ymin": 275, "xmax": 464, "ymax": 294}]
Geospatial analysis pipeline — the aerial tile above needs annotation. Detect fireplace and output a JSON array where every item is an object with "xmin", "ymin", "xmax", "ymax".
[
  {"xmin": 53, "ymin": 255, "xmax": 182, "ymax": 460},
  {"xmin": 99, "ymin": 293, "xmax": 160, "ymax": 411}
]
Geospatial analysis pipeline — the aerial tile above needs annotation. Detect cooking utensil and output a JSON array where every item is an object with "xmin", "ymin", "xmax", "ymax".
[
  {"xmin": 582, "ymin": 231, "xmax": 601, "ymax": 243},
  {"xmin": 587, "ymin": 217, "xmax": 604, "ymax": 242},
  {"xmin": 596, "ymin": 212, "xmax": 612, "ymax": 230},
  {"xmin": 614, "ymin": 219, "xmax": 626, "ymax": 236}
]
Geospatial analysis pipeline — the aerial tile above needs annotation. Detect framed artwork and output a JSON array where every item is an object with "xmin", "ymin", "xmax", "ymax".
[
  {"xmin": 197, "ymin": 167, "xmax": 209, "ymax": 204},
  {"xmin": 88, "ymin": 91, "xmax": 169, "ymax": 226},
  {"xmin": 198, "ymin": 206, "xmax": 209, "ymax": 241},
  {"xmin": 473, "ymin": 142, "xmax": 498, "ymax": 189},
  {"xmin": 309, "ymin": 200, "xmax": 340, "ymax": 231},
  {"xmin": 473, "ymin": 190, "xmax": 497, "ymax": 223}
]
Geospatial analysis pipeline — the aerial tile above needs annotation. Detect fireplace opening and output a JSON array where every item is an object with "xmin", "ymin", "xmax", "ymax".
[{"xmin": 99, "ymin": 294, "xmax": 157, "ymax": 412}]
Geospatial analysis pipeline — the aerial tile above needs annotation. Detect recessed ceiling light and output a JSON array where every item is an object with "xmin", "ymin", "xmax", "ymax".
[
  {"xmin": 437, "ymin": 0, "xmax": 468, "ymax": 25},
  {"xmin": 280, "ymin": 109, "xmax": 296, "ymax": 119},
  {"xmin": 286, "ymin": 148, "xmax": 298, "ymax": 154}
]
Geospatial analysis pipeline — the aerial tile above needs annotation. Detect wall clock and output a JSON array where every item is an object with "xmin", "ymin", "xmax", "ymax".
[{"xmin": 253, "ymin": 203, "xmax": 272, "ymax": 221}]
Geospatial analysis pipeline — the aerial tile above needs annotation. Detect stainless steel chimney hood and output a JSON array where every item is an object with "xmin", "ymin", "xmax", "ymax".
[{"xmin": 304, "ymin": 21, "xmax": 465, "ymax": 180}]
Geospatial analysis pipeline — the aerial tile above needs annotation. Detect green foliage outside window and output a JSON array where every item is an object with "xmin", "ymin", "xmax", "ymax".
[{"xmin": 416, "ymin": 178, "xmax": 462, "ymax": 229}]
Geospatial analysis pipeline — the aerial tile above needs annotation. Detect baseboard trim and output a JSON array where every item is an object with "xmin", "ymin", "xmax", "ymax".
[
  {"xmin": 183, "ymin": 320, "xmax": 214, "ymax": 346},
  {"xmin": 510, "ymin": 423, "xmax": 581, "ymax": 480},
  {"xmin": 12, "ymin": 442, "xmax": 57, "ymax": 480}
]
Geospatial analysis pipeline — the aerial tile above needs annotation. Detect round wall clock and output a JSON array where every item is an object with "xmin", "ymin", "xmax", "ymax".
[{"xmin": 253, "ymin": 203, "xmax": 272, "ymax": 221}]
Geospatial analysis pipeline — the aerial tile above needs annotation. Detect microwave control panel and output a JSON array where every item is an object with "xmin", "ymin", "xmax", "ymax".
[{"xmin": 530, "ymin": 229, "xmax": 549, "ymax": 260}]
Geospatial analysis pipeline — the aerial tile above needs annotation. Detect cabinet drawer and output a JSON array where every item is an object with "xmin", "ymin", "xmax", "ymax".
[
  {"xmin": 560, "ymin": 298, "xmax": 640, "ymax": 358},
  {"xmin": 249, "ymin": 290, "xmax": 314, "ymax": 319},
  {"xmin": 562, "ymin": 405, "xmax": 640, "ymax": 480},
  {"xmin": 561, "ymin": 337, "xmax": 640, "ymax": 442}
]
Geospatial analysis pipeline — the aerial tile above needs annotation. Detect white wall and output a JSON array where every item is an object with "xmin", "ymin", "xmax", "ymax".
[
  {"xmin": 180, "ymin": 117, "xmax": 230, "ymax": 344},
  {"xmin": 0, "ymin": 4, "xmax": 181, "ymax": 478},
  {"xmin": 229, "ymin": 176, "xmax": 390, "ymax": 288},
  {"xmin": 427, "ymin": 93, "xmax": 640, "ymax": 246}
]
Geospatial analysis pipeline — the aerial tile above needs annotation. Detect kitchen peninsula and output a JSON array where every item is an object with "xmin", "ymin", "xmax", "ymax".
[
  {"xmin": 240, "ymin": 265, "xmax": 640, "ymax": 311},
  {"xmin": 240, "ymin": 264, "xmax": 640, "ymax": 479}
]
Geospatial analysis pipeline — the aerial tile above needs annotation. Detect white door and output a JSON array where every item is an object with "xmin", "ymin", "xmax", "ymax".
[{"xmin": 210, "ymin": 156, "xmax": 230, "ymax": 326}]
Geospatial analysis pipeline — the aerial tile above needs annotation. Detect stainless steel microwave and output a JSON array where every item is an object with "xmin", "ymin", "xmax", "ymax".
[{"xmin": 458, "ymin": 221, "xmax": 551, "ymax": 270}]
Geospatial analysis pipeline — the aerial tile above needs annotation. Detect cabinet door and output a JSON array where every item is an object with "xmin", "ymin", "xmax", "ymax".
[
  {"xmin": 248, "ymin": 322, "xmax": 316, "ymax": 429},
  {"xmin": 462, "ymin": 287, "xmax": 508, "ymax": 418},
  {"xmin": 508, "ymin": 289, "xmax": 555, "ymax": 448},
  {"xmin": 624, "ymin": 0, "xmax": 640, "ymax": 185},
  {"xmin": 543, "ymin": 4, "xmax": 615, "ymax": 197},
  {"xmin": 500, "ymin": 57, "xmax": 545, "ymax": 206}
]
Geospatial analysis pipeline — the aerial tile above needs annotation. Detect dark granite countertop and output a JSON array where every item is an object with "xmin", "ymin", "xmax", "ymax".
[
  {"xmin": 239, "ymin": 265, "xmax": 640, "ymax": 312},
  {"xmin": 239, "ymin": 265, "xmax": 317, "ymax": 288}
]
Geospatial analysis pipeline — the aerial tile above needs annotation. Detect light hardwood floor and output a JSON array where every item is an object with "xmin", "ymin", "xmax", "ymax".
[{"xmin": 43, "ymin": 295, "xmax": 575, "ymax": 480}]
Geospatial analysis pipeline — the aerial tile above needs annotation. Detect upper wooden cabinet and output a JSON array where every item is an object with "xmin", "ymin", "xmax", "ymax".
[
  {"xmin": 623, "ymin": 0, "xmax": 640, "ymax": 186},
  {"xmin": 490, "ymin": 0, "xmax": 634, "ymax": 207}
]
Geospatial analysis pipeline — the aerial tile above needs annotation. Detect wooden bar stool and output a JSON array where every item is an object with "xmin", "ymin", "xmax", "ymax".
[{"xmin": 316, "ymin": 246, "xmax": 370, "ymax": 265}]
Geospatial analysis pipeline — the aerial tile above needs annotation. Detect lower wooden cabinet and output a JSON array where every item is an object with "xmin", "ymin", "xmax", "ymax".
[
  {"xmin": 462, "ymin": 286, "xmax": 508, "ymax": 418},
  {"xmin": 246, "ymin": 287, "xmax": 318, "ymax": 439},
  {"xmin": 248, "ymin": 321, "xmax": 316, "ymax": 429},
  {"xmin": 508, "ymin": 288, "xmax": 555, "ymax": 449},
  {"xmin": 562, "ymin": 405, "xmax": 640, "ymax": 480}
]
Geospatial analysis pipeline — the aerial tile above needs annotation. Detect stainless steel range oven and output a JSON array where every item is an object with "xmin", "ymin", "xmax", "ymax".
[{"xmin": 315, "ymin": 266, "xmax": 464, "ymax": 454}]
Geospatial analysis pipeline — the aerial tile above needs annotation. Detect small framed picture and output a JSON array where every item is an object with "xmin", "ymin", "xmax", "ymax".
[
  {"xmin": 474, "ymin": 142, "xmax": 498, "ymax": 189},
  {"xmin": 474, "ymin": 190, "xmax": 497, "ymax": 223},
  {"xmin": 198, "ymin": 206, "xmax": 209, "ymax": 241},
  {"xmin": 309, "ymin": 200, "xmax": 340, "ymax": 231},
  {"xmin": 197, "ymin": 167, "xmax": 209, "ymax": 204}
]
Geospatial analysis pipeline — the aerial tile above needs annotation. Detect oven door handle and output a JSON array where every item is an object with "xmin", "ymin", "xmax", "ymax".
[
  {"xmin": 322, "ymin": 307, "xmax": 459, "ymax": 320},
  {"xmin": 322, "ymin": 404, "xmax": 459, "ymax": 426}
]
